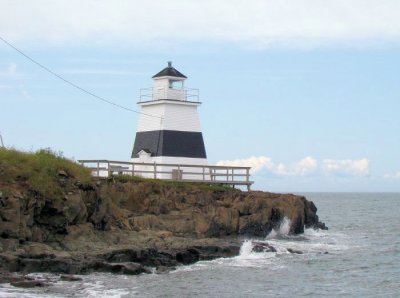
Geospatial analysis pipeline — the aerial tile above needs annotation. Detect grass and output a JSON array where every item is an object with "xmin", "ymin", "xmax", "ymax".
[
  {"xmin": 113, "ymin": 174, "xmax": 238, "ymax": 192},
  {"xmin": 0, "ymin": 147, "xmax": 92, "ymax": 198},
  {"xmin": 0, "ymin": 147, "xmax": 237, "ymax": 198}
]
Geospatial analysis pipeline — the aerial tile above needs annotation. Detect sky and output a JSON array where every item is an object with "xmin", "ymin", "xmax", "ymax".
[{"xmin": 1, "ymin": 0, "xmax": 400, "ymax": 192}]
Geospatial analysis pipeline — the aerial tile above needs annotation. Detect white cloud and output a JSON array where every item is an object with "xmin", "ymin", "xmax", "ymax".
[
  {"xmin": 0, "ymin": 63, "xmax": 17, "ymax": 77},
  {"xmin": 218, "ymin": 155, "xmax": 370, "ymax": 177},
  {"xmin": 1, "ymin": 0, "xmax": 400, "ymax": 48},
  {"xmin": 293, "ymin": 156, "xmax": 318, "ymax": 175},
  {"xmin": 7, "ymin": 63, "xmax": 17, "ymax": 76},
  {"xmin": 217, "ymin": 156, "xmax": 274, "ymax": 174},
  {"xmin": 217, "ymin": 155, "xmax": 318, "ymax": 176},
  {"xmin": 322, "ymin": 158, "xmax": 370, "ymax": 176},
  {"xmin": 383, "ymin": 171, "xmax": 400, "ymax": 179}
]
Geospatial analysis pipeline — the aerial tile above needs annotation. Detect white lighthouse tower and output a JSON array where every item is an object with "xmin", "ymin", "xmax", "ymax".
[{"xmin": 131, "ymin": 62, "xmax": 207, "ymax": 173}]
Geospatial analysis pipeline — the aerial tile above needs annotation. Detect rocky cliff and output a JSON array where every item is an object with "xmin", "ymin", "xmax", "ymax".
[{"xmin": 0, "ymin": 149, "xmax": 326, "ymax": 277}]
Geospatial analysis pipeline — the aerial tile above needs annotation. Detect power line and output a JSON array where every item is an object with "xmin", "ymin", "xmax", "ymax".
[{"xmin": 0, "ymin": 36, "xmax": 162, "ymax": 119}]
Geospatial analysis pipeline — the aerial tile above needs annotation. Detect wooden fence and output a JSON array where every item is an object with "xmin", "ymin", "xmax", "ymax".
[{"xmin": 78, "ymin": 160, "xmax": 253, "ymax": 190}]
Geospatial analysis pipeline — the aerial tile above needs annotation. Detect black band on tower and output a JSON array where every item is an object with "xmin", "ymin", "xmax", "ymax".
[{"xmin": 132, "ymin": 130, "xmax": 207, "ymax": 159}]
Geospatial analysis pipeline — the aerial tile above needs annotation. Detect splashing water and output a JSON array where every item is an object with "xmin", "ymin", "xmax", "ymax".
[
  {"xmin": 266, "ymin": 217, "xmax": 291, "ymax": 239},
  {"xmin": 278, "ymin": 217, "xmax": 291, "ymax": 235},
  {"xmin": 238, "ymin": 240, "xmax": 253, "ymax": 257}
]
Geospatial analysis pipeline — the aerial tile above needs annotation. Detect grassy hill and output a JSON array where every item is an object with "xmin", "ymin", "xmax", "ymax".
[{"xmin": 0, "ymin": 148, "xmax": 91, "ymax": 197}]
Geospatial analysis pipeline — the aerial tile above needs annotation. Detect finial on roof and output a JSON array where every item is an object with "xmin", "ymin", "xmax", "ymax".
[{"xmin": 152, "ymin": 62, "xmax": 187, "ymax": 78}]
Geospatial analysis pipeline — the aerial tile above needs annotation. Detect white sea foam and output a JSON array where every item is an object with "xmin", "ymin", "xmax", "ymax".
[
  {"xmin": 266, "ymin": 217, "xmax": 292, "ymax": 239},
  {"xmin": 238, "ymin": 240, "xmax": 253, "ymax": 257},
  {"xmin": 278, "ymin": 217, "xmax": 291, "ymax": 235}
]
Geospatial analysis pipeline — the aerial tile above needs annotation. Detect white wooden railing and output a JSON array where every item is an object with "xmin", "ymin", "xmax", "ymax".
[
  {"xmin": 139, "ymin": 87, "xmax": 199, "ymax": 102},
  {"xmin": 78, "ymin": 160, "xmax": 253, "ymax": 190}
]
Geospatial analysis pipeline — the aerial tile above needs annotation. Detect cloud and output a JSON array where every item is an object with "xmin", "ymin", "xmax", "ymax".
[
  {"xmin": 217, "ymin": 156, "xmax": 274, "ymax": 174},
  {"xmin": 7, "ymin": 63, "xmax": 17, "ymax": 76},
  {"xmin": 1, "ymin": 0, "xmax": 400, "ymax": 48},
  {"xmin": 0, "ymin": 63, "xmax": 17, "ymax": 77},
  {"xmin": 383, "ymin": 171, "xmax": 400, "ymax": 179},
  {"xmin": 294, "ymin": 157, "xmax": 318, "ymax": 175},
  {"xmin": 217, "ymin": 155, "xmax": 369, "ymax": 177},
  {"xmin": 322, "ymin": 158, "xmax": 370, "ymax": 176},
  {"xmin": 217, "ymin": 156, "xmax": 318, "ymax": 176}
]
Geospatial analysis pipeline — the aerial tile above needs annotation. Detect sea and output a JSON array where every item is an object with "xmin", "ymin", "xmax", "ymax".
[{"xmin": 1, "ymin": 193, "xmax": 399, "ymax": 298}]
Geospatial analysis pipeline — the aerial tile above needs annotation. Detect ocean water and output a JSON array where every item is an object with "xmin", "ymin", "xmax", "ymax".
[{"xmin": 1, "ymin": 193, "xmax": 399, "ymax": 297}]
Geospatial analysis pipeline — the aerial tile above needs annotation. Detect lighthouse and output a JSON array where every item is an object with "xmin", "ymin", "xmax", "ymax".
[{"xmin": 131, "ymin": 62, "xmax": 207, "ymax": 174}]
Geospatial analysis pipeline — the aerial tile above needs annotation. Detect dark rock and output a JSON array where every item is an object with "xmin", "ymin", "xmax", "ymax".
[
  {"xmin": 60, "ymin": 275, "xmax": 82, "ymax": 281},
  {"xmin": 252, "ymin": 242, "xmax": 277, "ymax": 253},
  {"xmin": 238, "ymin": 217, "xmax": 272, "ymax": 237},
  {"xmin": 304, "ymin": 199, "xmax": 327, "ymax": 230},
  {"xmin": 107, "ymin": 252, "xmax": 134, "ymax": 263},
  {"xmin": 287, "ymin": 248, "xmax": 303, "ymax": 254},
  {"xmin": 91, "ymin": 262, "xmax": 150, "ymax": 275},
  {"xmin": 11, "ymin": 280, "xmax": 49, "ymax": 288},
  {"xmin": 0, "ymin": 239, "xmax": 18, "ymax": 252},
  {"xmin": 290, "ymin": 216, "xmax": 304, "ymax": 234},
  {"xmin": 0, "ymin": 272, "xmax": 31, "ymax": 284},
  {"xmin": 0, "ymin": 254, "xmax": 19, "ymax": 272},
  {"xmin": 176, "ymin": 249, "xmax": 199, "ymax": 265},
  {"xmin": 192, "ymin": 244, "xmax": 241, "ymax": 260},
  {"xmin": 270, "ymin": 208, "xmax": 283, "ymax": 228},
  {"xmin": 315, "ymin": 222, "xmax": 328, "ymax": 230}
]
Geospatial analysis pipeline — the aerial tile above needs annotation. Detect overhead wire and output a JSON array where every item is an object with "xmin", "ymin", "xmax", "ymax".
[{"xmin": 0, "ymin": 36, "xmax": 163, "ymax": 120}]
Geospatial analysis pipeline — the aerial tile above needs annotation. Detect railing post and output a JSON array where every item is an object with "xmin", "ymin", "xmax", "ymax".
[
  {"xmin": 97, "ymin": 162, "xmax": 100, "ymax": 177},
  {"xmin": 132, "ymin": 163, "xmax": 135, "ymax": 177},
  {"xmin": 107, "ymin": 161, "xmax": 110, "ymax": 177},
  {"xmin": 226, "ymin": 168, "xmax": 229, "ymax": 181},
  {"xmin": 202, "ymin": 166, "xmax": 205, "ymax": 181},
  {"xmin": 246, "ymin": 168, "xmax": 250, "ymax": 182},
  {"xmin": 154, "ymin": 162, "xmax": 157, "ymax": 179}
]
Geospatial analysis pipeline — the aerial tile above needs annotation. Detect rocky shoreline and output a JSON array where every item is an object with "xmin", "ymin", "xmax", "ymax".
[{"xmin": 0, "ymin": 168, "xmax": 327, "ymax": 287}]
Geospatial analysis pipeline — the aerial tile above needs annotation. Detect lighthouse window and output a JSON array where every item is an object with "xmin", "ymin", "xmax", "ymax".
[{"xmin": 169, "ymin": 80, "xmax": 183, "ymax": 89}]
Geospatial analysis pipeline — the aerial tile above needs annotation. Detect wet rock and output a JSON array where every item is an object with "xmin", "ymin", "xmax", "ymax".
[
  {"xmin": 192, "ymin": 244, "xmax": 241, "ymax": 261},
  {"xmin": 287, "ymin": 248, "xmax": 303, "ymax": 254},
  {"xmin": 91, "ymin": 262, "xmax": 151, "ymax": 275},
  {"xmin": 252, "ymin": 242, "xmax": 277, "ymax": 253},
  {"xmin": 315, "ymin": 222, "xmax": 328, "ymax": 230},
  {"xmin": 11, "ymin": 280, "xmax": 50, "ymax": 288},
  {"xmin": 176, "ymin": 249, "xmax": 199, "ymax": 265},
  {"xmin": 0, "ymin": 272, "xmax": 31, "ymax": 284},
  {"xmin": 60, "ymin": 275, "xmax": 82, "ymax": 281},
  {"xmin": 17, "ymin": 257, "xmax": 73, "ymax": 274},
  {"xmin": 290, "ymin": 216, "xmax": 304, "ymax": 234},
  {"xmin": 0, "ymin": 239, "xmax": 18, "ymax": 252}
]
